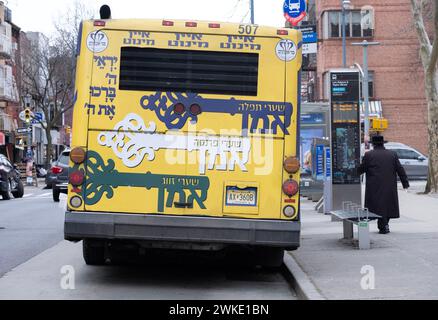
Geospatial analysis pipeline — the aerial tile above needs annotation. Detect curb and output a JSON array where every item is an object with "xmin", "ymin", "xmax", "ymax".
[{"xmin": 283, "ymin": 252, "xmax": 326, "ymax": 300}]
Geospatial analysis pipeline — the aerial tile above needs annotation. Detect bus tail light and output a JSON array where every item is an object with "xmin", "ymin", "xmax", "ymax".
[
  {"xmin": 190, "ymin": 104, "xmax": 202, "ymax": 116},
  {"xmin": 163, "ymin": 20, "xmax": 174, "ymax": 26},
  {"xmin": 51, "ymin": 166, "xmax": 63, "ymax": 174},
  {"xmin": 284, "ymin": 157, "xmax": 300, "ymax": 174},
  {"xmin": 70, "ymin": 196, "xmax": 83, "ymax": 208},
  {"xmin": 70, "ymin": 147, "xmax": 86, "ymax": 164},
  {"xmin": 277, "ymin": 29, "xmax": 289, "ymax": 35},
  {"xmin": 283, "ymin": 205, "xmax": 296, "ymax": 218},
  {"xmin": 186, "ymin": 21, "xmax": 197, "ymax": 27},
  {"xmin": 174, "ymin": 103, "xmax": 186, "ymax": 115},
  {"xmin": 69, "ymin": 171, "xmax": 85, "ymax": 187},
  {"xmin": 209, "ymin": 23, "xmax": 221, "ymax": 28},
  {"xmin": 94, "ymin": 20, "xmax": 106, "ymax": 27},
  {"xmin": 283, "ymin": 179, "xmax": 299, "ymax": 197}
]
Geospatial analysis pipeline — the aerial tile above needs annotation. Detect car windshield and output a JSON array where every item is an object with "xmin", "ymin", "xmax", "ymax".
[{"xmin": 58, "ymin": 153, "xmax": 70, "ymax": 165}]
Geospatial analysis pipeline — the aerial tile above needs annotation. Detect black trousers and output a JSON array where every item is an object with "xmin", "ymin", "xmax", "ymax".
[{"xmin": 378, "ymin": 217, "xmax": 391, "ymax": 231}]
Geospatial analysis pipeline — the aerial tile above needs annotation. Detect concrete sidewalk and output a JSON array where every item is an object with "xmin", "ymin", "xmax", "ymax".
[{"xmin": 290, "ymin": 188, "xmax": 438, "ymax": 300}]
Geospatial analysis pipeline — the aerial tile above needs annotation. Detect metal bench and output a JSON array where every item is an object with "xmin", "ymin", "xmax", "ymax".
[{"xmin": 331, "ymin": 202, "xmax": 381, "ymax": 250}]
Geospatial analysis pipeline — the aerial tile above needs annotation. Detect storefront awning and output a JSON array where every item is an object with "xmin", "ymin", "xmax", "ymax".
[{"xmin": 360, "ymin": 101, "xmax": 383, "ymax": 120}]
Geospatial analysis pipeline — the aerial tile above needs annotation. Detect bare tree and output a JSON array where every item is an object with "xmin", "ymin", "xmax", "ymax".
[
  {"xmin": 411, "ymin": 0, "xmax": 438, "ymax": 193},
  {"xmin": 20, "ymin": 1, "xmax": 93, "ymax": 167}
]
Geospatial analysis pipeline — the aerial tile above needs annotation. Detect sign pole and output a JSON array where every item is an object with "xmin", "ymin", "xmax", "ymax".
[
  {"xmin": 352, "ymin": 40, "xmax": 380, "ymax": 150},
  {"xmin": 250, "ymin": 0, "xmax": 255, "ymax": 24}
]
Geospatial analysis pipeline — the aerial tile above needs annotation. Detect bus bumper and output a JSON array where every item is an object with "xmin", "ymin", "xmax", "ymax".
[{"xmin": 64, "ymin": 211, "xmax": 300, "ymax": 249}]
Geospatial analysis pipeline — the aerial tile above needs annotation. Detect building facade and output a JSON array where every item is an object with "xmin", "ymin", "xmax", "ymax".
[
  {"xmin": 0, "ymin": 1, "xmax": 20, "ymax": 162},
  {"xmin": 314, "ymin": 0, "xmax": 428, "ymax": 155}
]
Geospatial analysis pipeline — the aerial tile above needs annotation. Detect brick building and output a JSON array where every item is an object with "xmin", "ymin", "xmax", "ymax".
[
  {"xmin": 0, "ymin": 1, "xmax": 20, "ymax": 161},
  {"xmin": 313, "ymin": 0, "xmax": 428, "ymax": 155}
]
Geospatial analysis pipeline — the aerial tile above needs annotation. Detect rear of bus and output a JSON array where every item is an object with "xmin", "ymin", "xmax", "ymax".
[{"xmin": 65, "ymin": 17, "xmax": 302, "ymax": 266}]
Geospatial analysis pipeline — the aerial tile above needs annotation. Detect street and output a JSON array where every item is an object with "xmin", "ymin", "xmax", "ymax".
[{"xmin": 0, "ymin": 184, "xmax": 297, "ymax": 300}]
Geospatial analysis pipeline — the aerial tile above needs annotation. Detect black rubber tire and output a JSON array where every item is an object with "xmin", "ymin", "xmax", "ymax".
[
  {"xmin": 53, "ymin": 187, "xmax": 60, "ymax": 202},
  {"xmin": 256, "ymin": 247, "xmax": 285, "ymax": 268},
  {"xmin": 1, "ymin": 180, "xmax": 12, "ymax": 200},
  {"xmin": 83, "ymin": 240, "xmax": 106, "ymax": 266},
  {"xmin": 12, "ymin": 180, "xmax": 24, "ymax": 198}
]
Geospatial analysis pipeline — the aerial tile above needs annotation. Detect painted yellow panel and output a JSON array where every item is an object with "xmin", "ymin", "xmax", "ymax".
[{"xmin": 68, "ymin": 19, "xmax": 302, "ymax": 222}]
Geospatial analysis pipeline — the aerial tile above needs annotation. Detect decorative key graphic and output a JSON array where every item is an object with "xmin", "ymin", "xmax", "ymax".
[
  {"xmin": 98, "ymin": 113, "xmax": 251, "ymax": 174},
  {"xmin": 139, "ymin": 92, "xmax": 293, "ymax": 135},
  {"xmin": 81, "ymin": 151, "xmax": 210, "ymax": 212}
]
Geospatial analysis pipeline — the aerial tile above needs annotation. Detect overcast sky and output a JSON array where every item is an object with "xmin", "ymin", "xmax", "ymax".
[{"xmin": 6, "ymin": 0, "xmax": 287, "ymax": 35}]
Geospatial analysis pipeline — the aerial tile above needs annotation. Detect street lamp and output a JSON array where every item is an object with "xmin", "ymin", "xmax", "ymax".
[
  {"xmin": 352, "ymin": 40, "xmax": 380, "ymax": 151},
  {"xmin": 342, "ymin": 0, "xmax": 352, "ymax": 68}
]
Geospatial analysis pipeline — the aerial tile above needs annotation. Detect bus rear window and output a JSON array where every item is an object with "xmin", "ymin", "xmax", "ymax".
[{"xmin": 119, "ymin": 47, "xmax": 259, "ymax": 96}]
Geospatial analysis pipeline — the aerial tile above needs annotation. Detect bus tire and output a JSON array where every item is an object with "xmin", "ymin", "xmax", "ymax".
[
  {"xmin": 83, "ymin": 240, "xmax": 105, "ymax": 266},
  {"xmin": 256, "ymin": 247, "xmax": 284, "ymax": 268}
]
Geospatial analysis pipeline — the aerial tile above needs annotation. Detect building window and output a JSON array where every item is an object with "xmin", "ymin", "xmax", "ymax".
[{"xmin": 323, "ymin": 10, "xmax": 374, "ymax": 39}]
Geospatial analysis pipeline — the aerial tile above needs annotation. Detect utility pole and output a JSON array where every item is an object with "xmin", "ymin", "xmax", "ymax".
[
  {"xmin": 341, "ymin": 0, "xmax": 351, "ymax": 68},
  {"xmin": 352, "ymin": 40, "xmax": 380, "ymax": 150},
  {"xmin": 250, "ymin": 0, "xmax": 255, "ymax": 24}
]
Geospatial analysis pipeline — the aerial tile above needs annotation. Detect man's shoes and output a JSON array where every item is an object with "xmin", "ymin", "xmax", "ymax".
[{"xmin": 379, "ymin": 226, "xmax": 390, "ymax": 234}]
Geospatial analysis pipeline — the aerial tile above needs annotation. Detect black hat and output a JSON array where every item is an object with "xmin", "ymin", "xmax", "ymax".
[{"xmin": 371, "ymin": 135, "xmax": 385, "ymax": 145}]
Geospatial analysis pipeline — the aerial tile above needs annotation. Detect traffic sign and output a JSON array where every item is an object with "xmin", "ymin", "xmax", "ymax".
[
  {"xmin": 31, "ymin": 112, "xmax": 44, "ymax": 125},
  {"xmin": 16, "ymin": 127, "xmax": 32, "ymax": 134},
  {"xmin": 283, "ymin": 0, "xmax": 307, "ymax": 26}
]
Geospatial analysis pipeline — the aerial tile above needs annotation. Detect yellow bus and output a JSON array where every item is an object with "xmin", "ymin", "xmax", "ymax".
[{"xmin": 65, "ymin": 7, "xmax": 302, "ymax": 267}]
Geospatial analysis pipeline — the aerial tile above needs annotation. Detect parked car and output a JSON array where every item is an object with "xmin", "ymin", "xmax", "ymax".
[
  {"xmin": 0, "ymin": 154, "xmax": 24, "ymax": 200},
  {"xmin": 362, "ymin": 142, "xmax": 428, "ymax": 180},
  {"xmin": 385, "ymin": 142, "xmax": 428, "ymax": 180},
  {"xmin": 46, "ymin": 149, "xmax": 70, "ymax": 202}
]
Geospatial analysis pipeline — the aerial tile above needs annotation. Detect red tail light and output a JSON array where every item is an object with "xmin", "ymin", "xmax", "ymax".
[
  {"xmin": 283, "ymin": 179, "xmax": 299, "ymax": 197},
  {"xmin": 185, "ymin": 21, "xmax": 197, "ymax": 27},
  {"xmin": 174, "ymin": 103, "xmax": 185, "ymax": 115},
  {"xmin": 94, "ymin": 20, "xmax": 106, "ymax": 27},
  {"xmin": 277, "ymin": 29, "xmax": 289, "ymax": 35},
  {"xmin": 209, "ymin": 23, "xmax": 221, "ymax": 28},
  {"xmin": 69, "ymin": 171, "xmax": 85, "ymax": 187},
  {"xmin": 163, "ymin": 20, "xmax": 174, "ymax": 26},
  {"xmin": 190, "ymin": 104, "xmax": 202, "ymax": 116},
  {"xmin": 51, "ymin": 166, "xmax": 63, "ymax": 174}
]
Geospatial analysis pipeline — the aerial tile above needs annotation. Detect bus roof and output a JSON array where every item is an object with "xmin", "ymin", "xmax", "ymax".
[{"xmin": 83, "ymin": 19, "xmax": 301, "ymax": 40}]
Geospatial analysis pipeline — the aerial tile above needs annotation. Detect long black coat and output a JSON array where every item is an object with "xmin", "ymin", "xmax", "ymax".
[{"xmin": 358, "ymin": 146, "xmax": 409, "ymax": 219}]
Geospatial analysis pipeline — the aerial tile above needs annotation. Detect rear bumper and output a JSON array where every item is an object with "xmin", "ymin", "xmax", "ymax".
[{"xmin": 64, "ymin": 211, "xmax": 300, "ymax": 248}]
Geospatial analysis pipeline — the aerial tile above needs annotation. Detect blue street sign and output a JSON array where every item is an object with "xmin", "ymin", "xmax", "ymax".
[
  {"xmin": 31, "ymin": 112, "xmax": 44, "ymax": 124},
  {"xmin": 283, "ymin": 0, "xmax": 307, "ymax": 26},
  {"xmin": 325, "ymin": 147, "xmax": 331, "ymax": 180},
  {"xmin": 296, "ymin": 25, "xmax": 317, "ymax": 43},
  {"xmin": 315, "ymin": 144, "xmax": 325, "ymax": 181}
]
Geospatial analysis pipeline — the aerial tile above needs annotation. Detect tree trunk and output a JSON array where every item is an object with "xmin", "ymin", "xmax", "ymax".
[
  {"xmin": 424, "ymin": 71, "xmax": 438, "ymax": 193},
  {"xmin": 45, "ymin": 128, "xmax": 53, "ymax": 168}
]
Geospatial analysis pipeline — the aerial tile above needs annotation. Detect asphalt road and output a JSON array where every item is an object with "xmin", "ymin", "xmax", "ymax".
[
  {"xmin": 0, "ymin": 185, "xmax": 65, "ymax": 277},
  {"xmin": 0, "ymin": 183, "xmax": 296, "ymax": 300}
]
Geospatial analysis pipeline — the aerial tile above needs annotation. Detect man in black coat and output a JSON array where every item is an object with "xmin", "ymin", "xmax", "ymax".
[{"xmin": 358, "ymin": 135, "xmax": 410, "ymax": 234}]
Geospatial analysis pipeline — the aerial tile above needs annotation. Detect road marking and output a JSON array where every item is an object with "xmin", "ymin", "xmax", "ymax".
[
  {"xmin": 23, "ymin": 194, "xmax": 34, "ymax": 198},
  {"xmin": 36, "ymin": 192, "xmax": 52, "ymax": 198}
]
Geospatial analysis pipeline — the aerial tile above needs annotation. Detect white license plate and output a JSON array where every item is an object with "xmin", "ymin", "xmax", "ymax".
[{"xmin": 226, "ymin": 188, "xmax": 257, "ymax": 207}]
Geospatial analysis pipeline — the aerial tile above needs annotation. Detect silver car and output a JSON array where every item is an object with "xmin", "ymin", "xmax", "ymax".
[{"xmin": 385, "ymin": 142, "xmax": 428, "ymax": 180}]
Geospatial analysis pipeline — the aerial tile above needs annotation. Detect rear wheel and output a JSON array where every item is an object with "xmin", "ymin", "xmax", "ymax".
[
  {"xmin": 12, "ymin": 180, "xmax": 24, "ymax": 198},
  {"xmin": 53, "ymin": 187, "xmax": 60, "ymax": 202},
  {"xmin": 83, "ymin": 239, "xmax": 106, "ymax": 266},
  {"xmin": 255, "ymin": 247, "xmax": 285, "ymax": 269},
  {"xmin": 1, "ymin": 180, "xmax": 13, "ymax": 200}
]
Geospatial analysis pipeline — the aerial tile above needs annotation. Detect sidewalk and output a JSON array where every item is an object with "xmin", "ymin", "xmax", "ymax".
[{"xmin": 289, "ymin": 187, "xmax": 438, "ymax": 300}]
